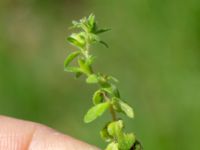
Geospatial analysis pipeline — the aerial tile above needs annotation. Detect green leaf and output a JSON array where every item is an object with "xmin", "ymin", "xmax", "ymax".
[
  {"xmin": 99, "ymin": 40, "xmax": 109, "ymax": 48},
  {"xmin": 67, "ymin": 33, "xmax": 86, "ymax": 48},
  {"xmin": 102, "ymin": 88, "xmax": 112, "ymax": 95},
  {"xmin": 107, "ymin": 75, "xmax": 119, "ymax": 83},
  {"xmin": 84, "ymin": 102, "xmax": 110, "ymax": 123},
  {"xmin": 134, "ymin": 140, "xmax": 143, "ymax": 150},
  {"xmin": 78, "ymin": 58, "xmax": 92, "ymax": 75},
  {"xmin": 106, "ymin": 142, "xmax": 119, "ymax": 150},
  {"xmin": 85, "ymin": 55, "xmax": 95, "ymax": 66},
  {"xmin": 100, "ymin": 129, "xmax": 112, "ymax": 142},
  {"xmin": 98, "ymin": 74, "xmax": 111, "ymax": 87},
  {"xmin": 118, "ymin": 133, "xmax": 135, "ymax": 150},
  {"xmin": 100, "ymin": 123, "xmax": 113, "ymax": 142},
  {"xmin": 102, "ymin": 84, "xmax": 120, "ymax": 98},
  {"xmin": 88, "ymin": 13, "xmax": 95, "ymax": 28},
  {"xmin": 107, "ymin": 121, "xmax": 135, "ymax": 150},
  {"xmin": 135, "ymin": 144, "xmax": 143, "ymax": 150},
  {"xmin": 64, "ymin": 66, "xmax": 82, "ymax": 73},
  {"xmin": 112, "ymin": 97, "xmax": 134, "ymax": 118},
  {"xmin": 92, "ymin": 90, "xmax": 103, "ymax": 105},
  {"xmin": 67, "ymin": 37, "xmax": 84, "ymax": 48},
  {"xmin": 86, "ymin": 74, "xmax": 99, "ymax": 84},
  {"xmin": 91, "ymin": 21, "xmax": 98, "ymax": 33},
  {"xmin": 64, "ymin": 51, "xmax": 81, "ymax": 68},
  {"xmin": 95, "ymin": 28, "xmax": 111, "ymax": 34},
  {"xmin": 88, "ymin": 33, "xmax": 100, "ymax": 43},
  {"xmin": 71, "ymin": 20, "xmax": 81, "ymax": 29},
  {"xmin": 72, "ymin": 20, "xmax": 79, "ymax": 26},
  {"xmin": 111, "ymin": 98, "xmax": 121, "ymax": 112},
  {"xmin": 111, "ymin": 84, "xmax": 120, "ymax": 98},
  {"xmin": 107, "ymin": 120, "xmax": 123, "ymax": 137},
  {"xmin": 118, "ymin": 100, "xmax": 134, "ymax": 118},
  {"xmin": 71, "ymin": 20, "xmax": 87, "ymax": 31},
  {"xmin": 78, "ymin": 17, "xmax": 89, "ymax": 32}
]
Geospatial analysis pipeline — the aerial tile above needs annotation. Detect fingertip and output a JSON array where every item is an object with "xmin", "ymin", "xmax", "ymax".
[
  {"xmin": 0, "ymin": 115, "xmax": 36, "ymax": 150},
  {"xmin": 0, "ymin": 116, "xmax": 100, "ymax": 150},
  {"xmin": 29, "ymin": 125, "xmax": 100, "ymax": 150}
]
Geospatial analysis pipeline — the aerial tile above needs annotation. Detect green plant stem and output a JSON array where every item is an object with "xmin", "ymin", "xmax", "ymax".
[
  {"xmin": 66, "ymin": 14, "xmax": 141, "ymax": 149},
  {"xmin": 102, "ymin": 92, "xmax": 117, "ymax": 121},
  {"xmin": 85, "ymin": 46, "xmax": 117, "ymax": 121},
  {"xmin": 109, "ymin": 105, "xmax": 117, "ymax": 121}
]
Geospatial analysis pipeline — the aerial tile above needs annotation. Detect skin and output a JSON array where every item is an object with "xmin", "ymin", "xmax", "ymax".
[{"xmin": 0, "ymin": 116, "xmax": 100, "ymax": 150}]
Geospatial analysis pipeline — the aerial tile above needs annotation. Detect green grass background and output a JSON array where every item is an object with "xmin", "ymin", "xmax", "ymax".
[{"xmin": 0, "ymin": 0, "xmax": 200, "ymax": 149}]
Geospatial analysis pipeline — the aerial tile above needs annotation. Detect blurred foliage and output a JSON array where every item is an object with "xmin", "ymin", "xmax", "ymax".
[{"xmin": 0, "ymin": 0, "xmax": 200, "ymax": 149}]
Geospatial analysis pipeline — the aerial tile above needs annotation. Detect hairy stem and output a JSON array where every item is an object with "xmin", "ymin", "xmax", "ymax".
[
  {"xmin": 86, "ymin": 52, "xmax": 118, "ymax": 122},
  {"xmin": 102, "ymin": 92, "xmax": 117, "ymax": 121},
  {"xmin": 109, "ymin": 105, "xmax": 117, "ymax": 121}
]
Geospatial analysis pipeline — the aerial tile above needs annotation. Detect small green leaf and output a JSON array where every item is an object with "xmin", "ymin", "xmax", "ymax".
[
  {"xmin": 86, "ymin": 74, "xmax": 99, "ymax": 84},
  {"xmin": 102, "ymin": 84, "xmax": 120, "ymax": 98},
  {"xmin": 107, "ymin": 75, "xmax": 119, "ymax": 83},
  {"xmin": 64, "ymin": 51, "xmax": 81, "ymax": 68},
  {"xmin": 99, "ymin": 40, "xmax": 109, "ymax": 48},
  {"xmin": 100, "ymin": 123, "xmax": 113, "ymax": 142},
  {"xmin": 134, "ymin": 140, "xmax": 143, "ymax": 150},
  {"xmin": 112, "ymin": 97, "xmax": 134, "ymax": 118},
  {"xmin": 88, "ymin": 13, "xmax": 95, "ymax": 28},
  {"xmin": 91, "ymin": 21, "xmax": 98, "ymax": 33},
  {"xmin": 98, "ymin": 74, "xmax": 111, "ymax": 87},
  {"xmin": 77, "ymin": 17, "xmax": 89, "ymax": 32},
  {"xmin": 72, "ymin": 20, "xmax": 79, "ymax": 26},
  {"xmin": 78, "ymin": 58, "xmax": 92, "ymax": 75},
  {"xmin": 71, "ymin": 20, "xmax": 82, "ymax": 29},
  {"xmin": 119, "ymin": 100, "xmax": 134, "ymax": 118},
  {"xmin": 107, "ymin": 120, "xmax": 124, "ymax": 137},
  {"xmin": 118, "ymin": 133, "xmax": 135, "ymax": 150},
  {"xmin": 88, "ymin": 33, "xmax": 100, "ymax": 43},
  {"xmin": 64, "ymin": 66, "xmax": 82, "ymax": 73},
  {"xmin": 102, "ymin": 88, "xmax": 112, "ymax": 95},
  {"xmin": 85, "ymin": 55, "xmax": 96, "ymax": 66},
  {"xmin": 92, "ymin": 90, "xmax": 103, "ymax": 105},
  {"xmin": 107, "ymin": 121, "xmax": 135, "ymax": 150},
  {"xmin": 112, "ymin": 98, "xmax": 121, "ymax": 112},
  {"xmin": 106, "ymin": 142, "xmax": 119, "ymax": 150},
  {"xmin": 95, "ymin": 28, "xmax": 111, "ymax": 34},
  {"xmin": 67, "ymin": 37, "xmax": 84, "ymax": 48},
  {"xmin": 84, "ymin": 102, "xmax": 110, "ymax": 123},
  {"xmin": 71, "ymin": 18, "xmax": 88, "ymax": 31},
  {"xmin": 67, "ymin": 33, "xmax": 86, "ymax": 48},
  {"xmin": 111, "ymin": 84, "xmax": 120, "ymax": 98},
  {"xmin": 100, "ymin": 129, "xmax": 112, "ymax": 142},
  {"xmin": 135, "ymin": 144, "xmax": 143, "ymax": 150}
]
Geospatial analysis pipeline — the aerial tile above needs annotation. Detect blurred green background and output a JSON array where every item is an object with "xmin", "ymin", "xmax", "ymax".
[{"xmin": 0, "ymin": 0, "xmax": 200, "ymax": 149}]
